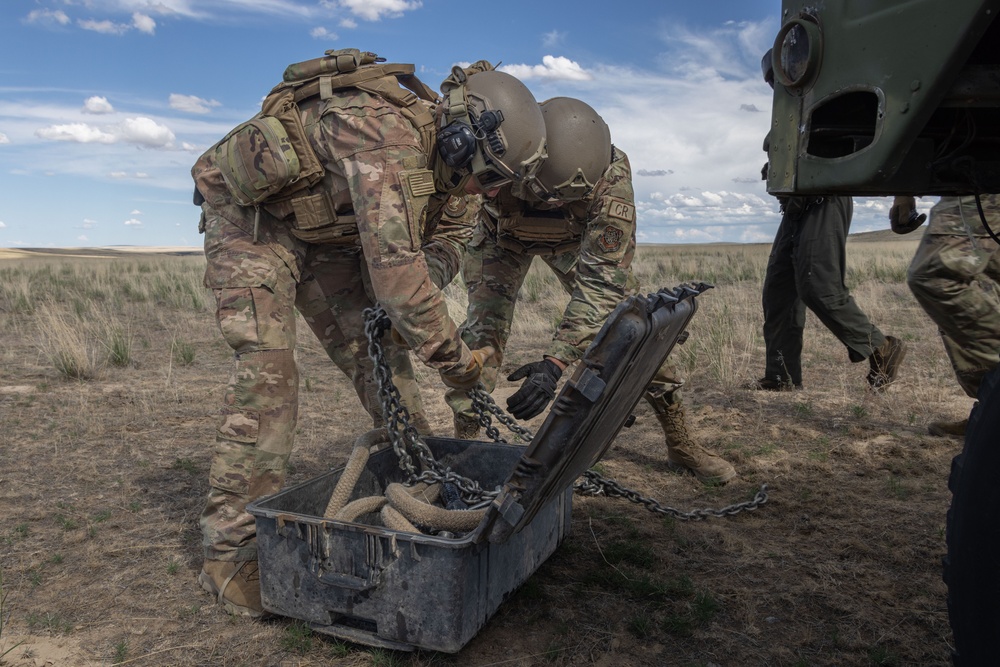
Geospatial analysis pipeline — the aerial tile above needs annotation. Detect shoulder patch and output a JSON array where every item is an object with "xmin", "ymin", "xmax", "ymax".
[
  {"xmin": 606, "ymin": 197, "xmax": 635, "ymax": 223},
  {"xmin": 598, "ymin": 225, "xmax": 625, "ymax": 253},
  {"xmin": 444, "ymin": 195, "xmax": 468, "ymax": 218}
]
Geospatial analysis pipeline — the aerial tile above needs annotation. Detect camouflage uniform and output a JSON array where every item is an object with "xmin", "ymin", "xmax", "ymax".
[
  {"xmin": 446, "ymin": 149, "xmax": 720, "ymax": 474},
  {"xmin": 193, "ymin": 89, "xmax": 475, "ymax": 562},
  {"xmin": 760, "ymin": 195, "xmax": 890, "ymax": 385},
  {"xmin": 907, "ymin": 195, "xmax": 1000, "ymax": 398}
]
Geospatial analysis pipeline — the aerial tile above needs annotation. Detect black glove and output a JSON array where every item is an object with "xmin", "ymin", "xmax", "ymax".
[{"xmin": 506, "ymin": 359, "xmax": 562, "ymax": 420}]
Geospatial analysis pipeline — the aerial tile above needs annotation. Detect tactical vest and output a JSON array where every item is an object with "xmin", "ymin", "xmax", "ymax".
[
  {"xmin": 485, "ymin": 190, "xmax": 590, "ymax": 256},
  {"xmin": 213, "ymin": 49, "xmax": 439, "ymax": 244}
]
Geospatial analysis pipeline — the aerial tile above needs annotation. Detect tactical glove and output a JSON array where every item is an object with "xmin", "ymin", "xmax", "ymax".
[
  {"xmin": 440, "ymin": 347, "xmax": 494, "ymax": 391},
  {"xmin": 889, "ymin": 196, "xmax": 926, "ymax": 234},
  {"xmin": 506, "ymin": 359, "xmax": 563, "ymax": 420}
]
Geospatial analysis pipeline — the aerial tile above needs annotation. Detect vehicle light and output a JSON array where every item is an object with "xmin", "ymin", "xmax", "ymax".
[{"xmin": 773, "ymin": 17, "xmax": 823, "ymax": 90}]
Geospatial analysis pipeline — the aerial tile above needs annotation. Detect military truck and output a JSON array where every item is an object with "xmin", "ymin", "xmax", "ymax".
[{"xmin": 765, "ymin": 1, "xmax": 1000, "ymax": 663}]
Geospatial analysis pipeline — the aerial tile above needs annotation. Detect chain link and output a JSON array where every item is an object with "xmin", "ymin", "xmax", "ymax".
[
  {"xmin": 364, "ymin": 305, "xmax": 769, "ymax": 521},
  {"xmin": 364, "ymin": 306, "xmax": 499, "ymax": 504}
]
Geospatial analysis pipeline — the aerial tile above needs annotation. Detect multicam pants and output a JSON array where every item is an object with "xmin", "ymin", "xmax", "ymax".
[
  {"xmin": 199, "ymin": 204, "xmax": 426, "ymax": 561},
  {"xmin": 907, "ymin": 195, "xmax": 1000, "ymax": 398}
]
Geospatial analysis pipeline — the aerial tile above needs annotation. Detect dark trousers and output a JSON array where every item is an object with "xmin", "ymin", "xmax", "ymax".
[{"xmin": 761, "ymin": 196, "xmax": 885, "ymax": 385}]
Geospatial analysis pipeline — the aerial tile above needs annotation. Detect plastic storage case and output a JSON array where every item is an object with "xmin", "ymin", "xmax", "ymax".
[{"xmin": 247, "ymin": 284, "xmax": 706, "ymax": 652}]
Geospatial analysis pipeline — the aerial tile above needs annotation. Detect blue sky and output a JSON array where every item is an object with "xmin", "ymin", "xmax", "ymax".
[{"xmin": 0, "ymin": 1, "xmax": 923, "ymax": 248}]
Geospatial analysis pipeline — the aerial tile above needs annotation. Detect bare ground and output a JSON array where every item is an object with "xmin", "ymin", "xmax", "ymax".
[{"xmin": 0, "ymin": 247, "xmax": 966, "ymax": 666}]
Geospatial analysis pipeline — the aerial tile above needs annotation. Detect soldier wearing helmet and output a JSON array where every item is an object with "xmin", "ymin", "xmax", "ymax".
[
  {"xmin": 445, "ymin": 96, "xmax": 736, "ymax": 486},
  {"xmin": 190, "ymin": 51, "xmax": 545, "ymax": 618}
]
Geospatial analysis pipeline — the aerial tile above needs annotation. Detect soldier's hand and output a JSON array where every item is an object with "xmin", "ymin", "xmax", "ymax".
[
  {"xmin": 889, "ymin": 196, "xmax": 926, "ymax": 234},
  {"xmin": 506, "ymin": 358, "xmax": 563, "ymax": 420},
  {"xmin": 440, "ymin": 347, "xmax": 494, "ymax": 391}
]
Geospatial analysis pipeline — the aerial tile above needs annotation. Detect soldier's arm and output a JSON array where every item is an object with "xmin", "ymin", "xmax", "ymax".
[
  {"xmin": 327, "ymin": 100, "xmax": 472, "ymax": 376},
  {"xmin": 422, "ymin": 194, "xmax": 481, "ymax": 289},
  {"xmin": 545, "ymin": 153, "xmax": 638, "ymax": 364}
]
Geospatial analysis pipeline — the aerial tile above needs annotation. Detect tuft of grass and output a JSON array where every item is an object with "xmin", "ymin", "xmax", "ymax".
[
  {"xmin": 172, "ymin": 339, "xmax": 196, "ymax": 366},
  {"xmin": 171, "ymin": 458, "xmax": 199, "ymax": 475},
  {"xmin": 280, "ymin": 621, "xmax": 314, "ymax": 654},
  {"xmin": 369, "ymin": 647, "xmax": 405, "ymax": 666},
  {"xmin": 0, "ymin": 567, "xmax": 25, "ymax": 663},
  {"xmin": 112, "ymin": 639, "xmax": 129, "ymax": 664}
]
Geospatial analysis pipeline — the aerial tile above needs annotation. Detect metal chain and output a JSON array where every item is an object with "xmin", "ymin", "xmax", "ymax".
[
  {"xmin": 364, "ymin": 304, "xmax": 769, "ymax": 521},
  {"xmin": 574, "ymin": 472, "xmax": 769, "ymax": 521},
  {"xmin": 364, "ymin": 306, "xmax": 499, "ymax": 503},
  {"xmin": 465, "ymin": 359, "xmax": 769, "ymax": 521}
]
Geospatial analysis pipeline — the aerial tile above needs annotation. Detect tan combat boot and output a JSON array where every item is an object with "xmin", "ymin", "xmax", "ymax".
[
  {"xmin": 199, "ymin": 559, "xmax": 271, "ymax": 618},
  {"xmin": 654, "ymin": 401, "xmax": 737, "ymax": 486},
  {"xmin": 928, "ymin": 418, "xmax": 968, "ymax": 438},
  {"xmin": 454, "ymin": 414, "xmax": 481, "ymax": 440},
  {"xmin": 867, "ymin": 336, "xmax": 907, "ymax": 391}
]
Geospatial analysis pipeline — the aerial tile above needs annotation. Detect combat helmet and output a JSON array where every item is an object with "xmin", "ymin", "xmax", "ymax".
[
  {"xmin": 520, "ymin": 97, "xmax": 611, "ymax": 202},
  {"xmin": 437, "ymin": 66, "xmax": 547, "ymax": 191}
]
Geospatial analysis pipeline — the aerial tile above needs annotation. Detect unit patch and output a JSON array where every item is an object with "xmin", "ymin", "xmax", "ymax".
[
  {"xmin": 598, "ymin": 225, "xmax": 624, "ymax": 253},
  {"xmin": 607, "ymin": 197, "xmax": 635, "ymax": 223}
]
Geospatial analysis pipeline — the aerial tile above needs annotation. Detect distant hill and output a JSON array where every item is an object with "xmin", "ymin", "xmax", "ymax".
[{"xmin": 848, "ymin": 228, "xmax": 924, "ymax": 242}]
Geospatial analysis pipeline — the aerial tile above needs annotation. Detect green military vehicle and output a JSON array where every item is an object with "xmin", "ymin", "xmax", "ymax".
[{"xmin": 765, "ymin": 1, "xmax": 1000, "ymax": 663}]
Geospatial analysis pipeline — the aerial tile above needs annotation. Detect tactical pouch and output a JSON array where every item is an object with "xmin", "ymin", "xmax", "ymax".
[
  {"xmin": 214, "ymin": 116, "xmax": 300, "ymax": 207},
  {"xmin": 288, "ymin": 192, "xmax": 359, "ymax": 245}
]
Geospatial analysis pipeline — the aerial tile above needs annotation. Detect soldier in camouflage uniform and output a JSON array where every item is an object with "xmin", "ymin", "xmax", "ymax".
[
  {"xmin": 445, "ymin": 97, "xmax": 736, "ymax": 485},
  {"xmin": 191, "ymin": 51, "xmax": 547, "ymax": 617},
  {"xmin": 903, "ymin": 194, "xmax": 1000, "ymax": 437}
]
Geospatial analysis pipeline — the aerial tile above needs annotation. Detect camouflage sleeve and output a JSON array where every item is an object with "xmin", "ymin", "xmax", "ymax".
[
  {"xmin": 545, "ymin": 150, "xmax": 639, "ymax": 363},
  {"xmin": 322, "ymin": 94, "xmax": 471, "ymax": 375},
  {"xmin": 422, "ymin": 194, "xmax": 481, "ymax": 289}
]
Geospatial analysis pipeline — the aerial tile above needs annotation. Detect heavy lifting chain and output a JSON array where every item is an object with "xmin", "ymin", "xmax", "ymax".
[
  {"xmin": 364, "ymin": 307, "xmax": 499, "ymax": 504},
  {"xmin": 365, "ymin": 306, "xmax": 768, "ymax": 520}
]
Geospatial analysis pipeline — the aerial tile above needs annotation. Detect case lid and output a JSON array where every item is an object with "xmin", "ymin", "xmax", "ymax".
[{"xmin": 483, "ymin": 283, "xmax": 709, "ymax": 543}]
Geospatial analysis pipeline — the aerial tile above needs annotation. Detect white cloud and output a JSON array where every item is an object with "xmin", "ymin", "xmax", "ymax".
[
  {"xmin": 82, "ymin": 219, "xmax": 97, "ymax": 229},
  {"xmin": 132, "ymin": 12, "xmax": 156, "ymax": 34},
  {"xmin": 124, "ymin": 219, "xmax": 143, "ymax": 227},
  {"xmin": 339, "ymin": 18, "xmax": 358, "ymax": 29},
  {"xmin": 119, "ymin": 117, "xmax": 175, "ymax": 148},
  {"xmin": 25, "ymin": 9, "xmax": 70, "ymax": 26},
  {"xmin": 338, "ymin": 0, "xmax": 421, "ymax": 22},
  {"xmin": 169, "ymin": 94, "xmax": 221, "ymax": 114},
  {"xmin": 83, "ymin": 96, "xmax": 115, "ymax": 114},
  {"xmin": 0, "ymin": 221, "xmax": 6, "ymax": 229},
  {"xmin": 542, "ymin": 30, "xmax": 565, "ymax": 48},
  {"xmin": 499, "ymin": 56, "xmax": 593, "ymax": 82},
  {"xmin": 79, "ymin": 18, "xmax": 131, "ymax": 35},
  {"xmin": 131, "ymin": 209, "xmax": 143, "ymax": 215},
  {"xmin": 78, "ymin": 235, "xmax": 89, "ymax": 242},
  {"xmin": 0, "ymin": 133, "xmax": 9, "ymax": 145},
  {"xmin": 36, "ymin": 123, "xmax": 117, "ymax": 143},
  {"xmin": 311, "ymin": 26, "xmax": 337, "ymax": 39}
]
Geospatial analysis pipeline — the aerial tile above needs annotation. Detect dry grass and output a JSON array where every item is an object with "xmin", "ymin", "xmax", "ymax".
[{"xmin": 0, "ymin": 239, "xmax": 965, "ymax": 666}]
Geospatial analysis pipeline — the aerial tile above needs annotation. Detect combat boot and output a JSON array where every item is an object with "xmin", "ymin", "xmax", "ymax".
[
  {"xmin": 199, "ymin": 559, "xmax": 271, "ymax": 619},
  {"xmin": 654, "ymin": 401, "xmax": 736, "ymax": 486},
  {"xmin": 928, "ymin": 418, "xmax": 968, "ymax": 438},
  {"xmin": 867, "ymin": 336, "xmax": 907, "ymax": 391},
  {"xmin": 453, "ymin": 414, "xmax": 481, "ymax": 440}
]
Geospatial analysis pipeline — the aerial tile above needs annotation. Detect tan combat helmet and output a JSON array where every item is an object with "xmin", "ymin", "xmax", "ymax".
[
  {"xmin": 520, "ymin": 96, "xmax": 612, "ymax": 202},
  {"xmin": 438, "ymin": 67, "xmax": 547, "ymax": 190}
]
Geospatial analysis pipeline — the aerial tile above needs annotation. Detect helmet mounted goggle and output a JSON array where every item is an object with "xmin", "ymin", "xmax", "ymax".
[{"xmin": 437, "ymin": 67, "xmax": 545, "ymax": 190}]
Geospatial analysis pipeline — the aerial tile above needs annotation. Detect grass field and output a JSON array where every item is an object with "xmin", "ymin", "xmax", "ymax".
[{"xmin": 0, "ymin": 237, "xmax": 968, "ymax": 666}]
